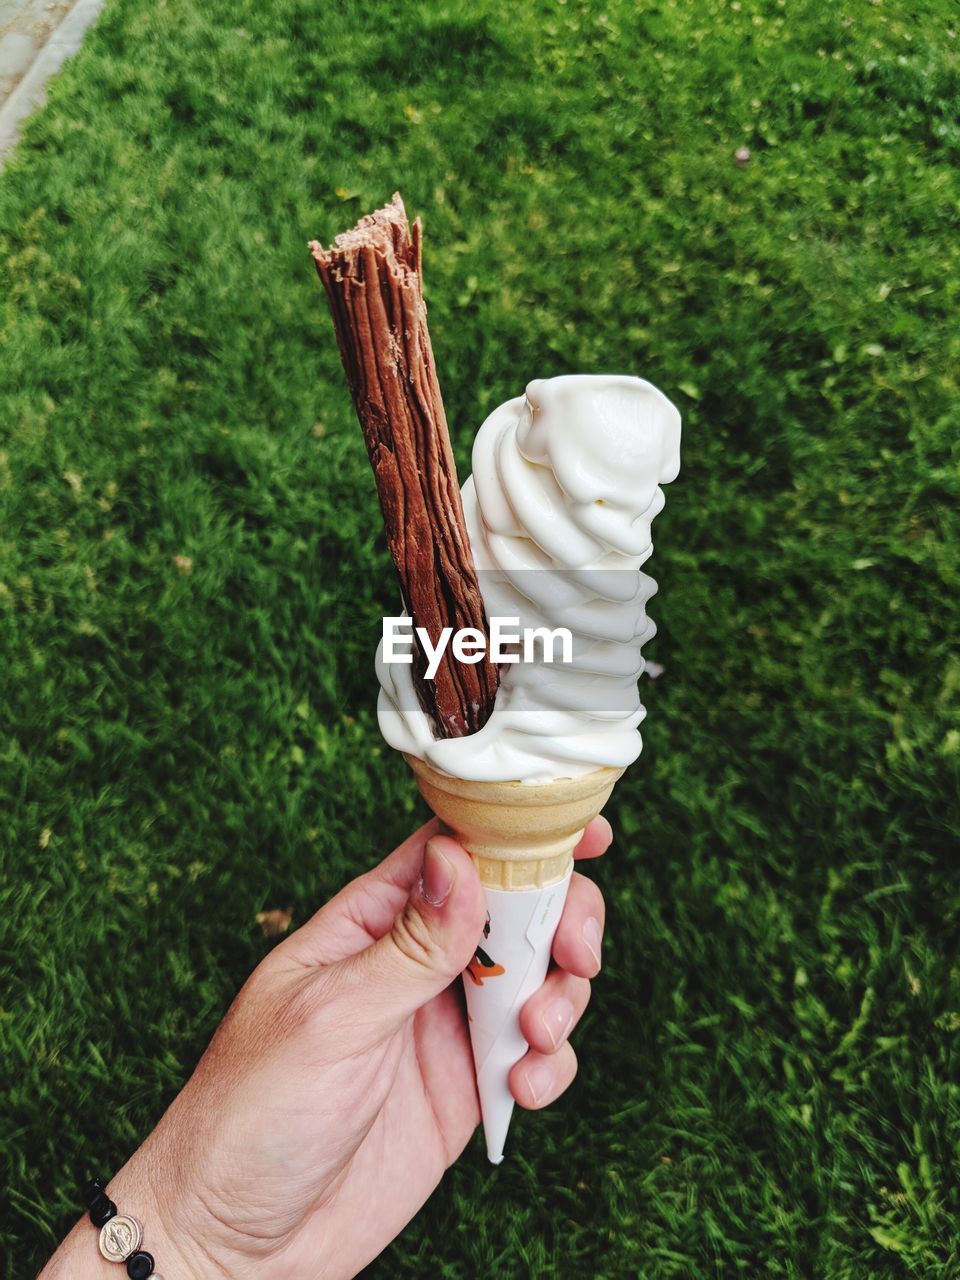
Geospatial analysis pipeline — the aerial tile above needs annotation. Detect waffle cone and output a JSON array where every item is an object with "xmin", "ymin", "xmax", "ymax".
[{"xmin": 403, "ymin": 754, "xmax": 623, "ymax": 888}]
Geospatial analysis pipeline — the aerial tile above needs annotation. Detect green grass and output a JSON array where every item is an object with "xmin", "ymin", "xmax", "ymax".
[{"xmin": 1, "ymin": 0, "xmax": 959, "ymax": 1275}]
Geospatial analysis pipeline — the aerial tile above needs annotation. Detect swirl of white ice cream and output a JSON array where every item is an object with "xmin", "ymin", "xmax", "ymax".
[{"xmin": 376, "ymin": 374, "xmax": 681, "ymax": 781}]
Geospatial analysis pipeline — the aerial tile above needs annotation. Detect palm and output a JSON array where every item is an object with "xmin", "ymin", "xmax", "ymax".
[{"xmin": 304, "ymin": 989, "xmax": 480, "ymax": 1274}]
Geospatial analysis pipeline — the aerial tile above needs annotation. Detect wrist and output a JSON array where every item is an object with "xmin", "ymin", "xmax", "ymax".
[{"xmin": 40, "ymin": 1152, "xmax": 220, "ymax": 1280}]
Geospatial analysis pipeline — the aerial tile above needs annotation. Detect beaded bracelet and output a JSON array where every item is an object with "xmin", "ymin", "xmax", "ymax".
[{"xmin": 82, "ymin": 1180, "xmax": 163, "ymax": 1279}]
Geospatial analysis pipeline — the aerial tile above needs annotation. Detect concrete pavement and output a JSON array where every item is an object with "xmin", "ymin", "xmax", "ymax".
[{"xmin": 0, "ymin": 0, "xmax": 106, "ymax": 164}]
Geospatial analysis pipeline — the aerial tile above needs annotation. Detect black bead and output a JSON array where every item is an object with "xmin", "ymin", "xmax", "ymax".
[
  {"xmin": 89, "ymin": 1195, "xmax": 117, "ymax": 1227},
  {"xmin": 82, "ymin": 1178, "xmax": 107, "ymax": 1208},
  {"xmin": 126, "ymin": 1251, "xmax": 155, "ymax": 1279}
]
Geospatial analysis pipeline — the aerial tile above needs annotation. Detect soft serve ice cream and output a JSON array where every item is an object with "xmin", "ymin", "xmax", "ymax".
[{"xmin": 377, "ymin": 374, "xmax": 681, "ymax": 782}]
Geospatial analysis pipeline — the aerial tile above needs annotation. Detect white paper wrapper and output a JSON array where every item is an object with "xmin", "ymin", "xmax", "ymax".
[{"xmin": 462, "ymin": 867, "xmax": 573, "ymax": 1163}]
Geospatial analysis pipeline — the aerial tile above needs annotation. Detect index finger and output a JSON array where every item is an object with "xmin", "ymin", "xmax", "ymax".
[{"xmin": 574, "ymin": 814, "xmax": 613, "ymax": 861}]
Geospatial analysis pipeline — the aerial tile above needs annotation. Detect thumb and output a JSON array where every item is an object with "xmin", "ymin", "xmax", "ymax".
[{"xmin": 337, "ymin": 835, "xmax": 486, "ymax": 1034}]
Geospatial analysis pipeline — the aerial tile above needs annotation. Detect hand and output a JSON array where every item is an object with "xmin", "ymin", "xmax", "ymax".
[{"xmin": 42, "ymin": 816, "xmax": 611, "ymax": 1280}]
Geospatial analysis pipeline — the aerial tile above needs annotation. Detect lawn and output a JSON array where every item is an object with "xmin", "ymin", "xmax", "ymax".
[{"xmin": 1, "ymin": 0, "xmax": 958, "ymax": 1275}]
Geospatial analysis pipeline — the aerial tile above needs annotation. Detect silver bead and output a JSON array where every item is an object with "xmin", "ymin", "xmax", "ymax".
[{"xmin": 98, "ymin": 1214, "xmax": 142, "ymax": 1261}]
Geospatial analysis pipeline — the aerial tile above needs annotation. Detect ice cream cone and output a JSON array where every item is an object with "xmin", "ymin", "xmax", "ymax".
[
  {"xmin": 403, "ymin": 755, "xmax": 623, "ymax": 886},
  {"xmin": 404, "ymin": 754, "xmax": 622, "ymax": 1162}
]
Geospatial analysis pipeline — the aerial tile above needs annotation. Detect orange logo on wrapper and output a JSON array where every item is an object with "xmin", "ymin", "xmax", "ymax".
[{"xmin": 466, "ymin": 913, "xmax": 505, "ymax": 986}]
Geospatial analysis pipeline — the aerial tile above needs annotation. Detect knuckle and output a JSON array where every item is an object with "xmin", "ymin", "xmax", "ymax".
[{"xmin": 390, "ymin": 901, "xmax": 443, "ymax": 973}]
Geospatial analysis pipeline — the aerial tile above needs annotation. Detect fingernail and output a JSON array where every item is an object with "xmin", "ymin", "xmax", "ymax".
[
  {"xmin": 524, "ymin": 1060, "xmax": 554, "ymax": 1107},
  {"xmin": 420, "ymin": 839, "xmax": 454, "ymax": 907},
  {"xmin": 541, "ymin": 997, "xmax": 575, "ymax": 1049},
  {"xmin": 583, "ymin": 917, "xmax": 603, "ymax": 971}
]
